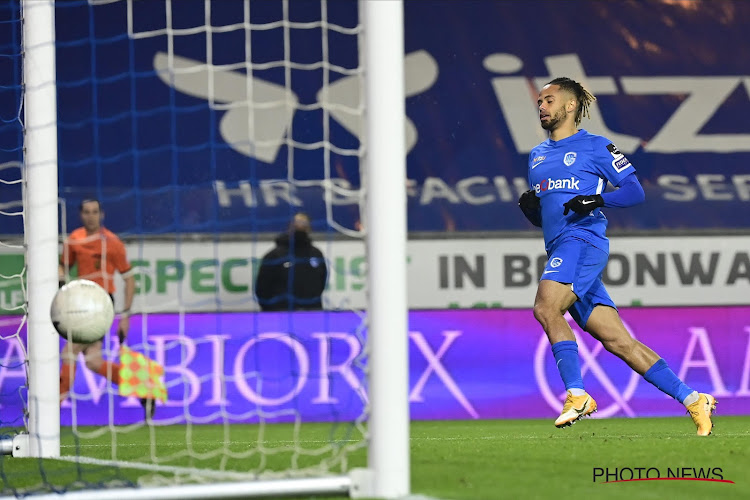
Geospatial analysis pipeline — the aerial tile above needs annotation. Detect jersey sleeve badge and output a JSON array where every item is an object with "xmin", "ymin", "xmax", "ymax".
[{"xmin": 606, "ymin": 143, "xmax": 632, "ymax": 172}]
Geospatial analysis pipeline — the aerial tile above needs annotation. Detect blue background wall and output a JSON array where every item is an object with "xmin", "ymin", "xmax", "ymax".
[{"xmin": 1, "ymin": 0, "xmax": 749, "ymax": 234}]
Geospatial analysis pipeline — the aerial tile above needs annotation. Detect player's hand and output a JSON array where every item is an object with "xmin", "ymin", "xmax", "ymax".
[
  {"xmin": 117, "ymin": 315, "xmax": 129, "ymax": 345},
  {"xmin": 518, "ymin": 190, "xmax": 542, "ymax": 228},
  {"xmin": 518, "ymin": 190, "xmax": 540, "ymax": 212},
  {"xmin": 563, "ymin": 194, "xmax": 604, "ymax": 215}
]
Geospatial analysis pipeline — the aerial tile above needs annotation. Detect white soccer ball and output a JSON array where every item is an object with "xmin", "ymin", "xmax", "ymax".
[{"xmin": 51, "ymin": 279, "xmax": 114, "ymax": 344}]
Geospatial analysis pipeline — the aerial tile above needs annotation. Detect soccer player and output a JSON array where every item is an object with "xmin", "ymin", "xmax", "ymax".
[
  {"xmin": 518, "ymin": 77, "xmax": 716, "ymax": 435},
  {"xmin": 58, "ymin": 199, "xmax": 153, "ymax": 420}
]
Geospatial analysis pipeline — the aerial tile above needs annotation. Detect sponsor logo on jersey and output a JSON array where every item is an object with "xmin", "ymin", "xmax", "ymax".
[
  {"xmin": 607, "ymin": 143, "xmax": 632, "ymax": 172},
  {"xmin": 533, "ymin": 177, "xmax": 580, "ymax": 193},
  {"xmin": 531, "ymin": 155, "xmax": 546, "ymax": 169},
  {"xmin": 612, "ymin": 156, "xmax": 632, "ymax": 172},
  {"xmin": 563, "ymin": 152, "xmax": 577, "ymax": 166}
]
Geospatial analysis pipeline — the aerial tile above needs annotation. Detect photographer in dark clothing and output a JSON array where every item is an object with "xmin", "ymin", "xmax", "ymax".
[{"xmin": 255, "ymin": 212, "xmax": 328, "ymax": 311}]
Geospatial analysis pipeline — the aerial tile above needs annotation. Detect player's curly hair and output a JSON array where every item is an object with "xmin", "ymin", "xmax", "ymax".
[{"xmin": 546, "ymin": 77, "xmax": 596, "ymax": 127}]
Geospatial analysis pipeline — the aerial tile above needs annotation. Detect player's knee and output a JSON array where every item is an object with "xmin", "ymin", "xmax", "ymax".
[
  {"xmin": 532, "ymin": 302, "xmax": 545, "ymax": 323},
  {"xmin": 84, "ymin": 356, "xmax": 103, "ymax": 372},
  {"xmin": 533, "ymin": 302, "xmax": 558, "ymax": 328},
  {"xmin": 60, "ymin": 350, "xmax": 78, "ymax": 364}
]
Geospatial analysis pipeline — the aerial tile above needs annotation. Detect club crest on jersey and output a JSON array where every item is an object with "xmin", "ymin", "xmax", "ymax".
[
  {"xmin": 606, "ymin": 142, "xmax": 632, "ymax": 173},
  {"xmin": 550, "ymin": 257, "xmax": 563, "ymax": 268},
  {"xmin": 563, "ymin": 152, "xmax": 577, "ymax": 166}
]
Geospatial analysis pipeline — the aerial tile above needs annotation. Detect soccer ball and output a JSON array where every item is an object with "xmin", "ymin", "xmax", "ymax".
[{"xmin": 51, "ymin": 279, "xmax": 114, "ymax": 344}]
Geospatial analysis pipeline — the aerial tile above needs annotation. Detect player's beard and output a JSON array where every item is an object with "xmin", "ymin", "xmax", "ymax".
[{"xmin": 540, "ymin": 107, "xmax": 568, "ymax": 131}]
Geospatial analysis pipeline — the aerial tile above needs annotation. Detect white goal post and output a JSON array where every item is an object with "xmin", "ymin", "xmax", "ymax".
[
  {"xmin": 359, "ymin": 0, "xmax": 410, "ymax": 497},
  {"xmin": 21, "ymin": 0, "xmax": 61, "ymax": 461},
  {"xmin": 14, "ymin": 0, "xmax": 410, "ymax": 498}
]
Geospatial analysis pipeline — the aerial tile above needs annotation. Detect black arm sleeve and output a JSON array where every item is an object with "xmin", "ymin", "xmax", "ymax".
[
  {"xmin": 518, "ymin": 190, "xmax": 542, "ymax": 228},
  {"xmin": 521, "ymin": 206, "xmax": 542, "ymax": 227}
]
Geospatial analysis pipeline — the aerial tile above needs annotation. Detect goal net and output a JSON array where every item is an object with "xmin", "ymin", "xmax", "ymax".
[{"xmin": 0, "ymin": 0, "xmax": 408, "ymax": 498}]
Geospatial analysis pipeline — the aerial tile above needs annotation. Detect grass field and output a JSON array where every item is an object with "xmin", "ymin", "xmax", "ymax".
[{"xmin": 2, "ymin": 416, "xmax": 749, "ymax": 499}]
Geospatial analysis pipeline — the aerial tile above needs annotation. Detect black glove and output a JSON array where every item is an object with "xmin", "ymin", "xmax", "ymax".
[
  {"xmin": 519, "ymin": 190, "xmax": 540, "ymax": 211},
  {"xmin": 518, "ymin": 190, "xmax": 542, "ymax": 227},
  {"xmin": 563, "ymin": 194, "xmax": 604, "ymax": 215}
]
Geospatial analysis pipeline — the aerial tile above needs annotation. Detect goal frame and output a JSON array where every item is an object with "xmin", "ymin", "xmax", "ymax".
[
  {"xmin": 21, "ymin": 0, "xmax": 61, "ymax": 460},
  {"xmin": 16, "ymin": 0, "xmax": 410, "ymax": 498}
]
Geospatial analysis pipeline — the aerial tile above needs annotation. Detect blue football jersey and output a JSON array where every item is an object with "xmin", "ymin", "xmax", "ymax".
[{"xmin": 528, "ymin": 129, "xmax": 635, "ymax": 252}]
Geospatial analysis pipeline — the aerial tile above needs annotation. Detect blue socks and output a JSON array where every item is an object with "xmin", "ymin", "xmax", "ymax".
[
  {"xmin": 551, "ymin": 345, "xmax": 695, "ymax": 405},
  {"xmin": 644, "ymin": 358, "xmax": 695, "ymax": 404},
  {"xmin": 551, "ymin": 340, "xmax": 585, "ymax": 391}
]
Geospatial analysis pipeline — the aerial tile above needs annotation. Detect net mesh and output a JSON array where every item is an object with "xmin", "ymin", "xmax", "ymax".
[{"xmin": 1, "ymin": 0, "xmax": 370, "ymax": 496}]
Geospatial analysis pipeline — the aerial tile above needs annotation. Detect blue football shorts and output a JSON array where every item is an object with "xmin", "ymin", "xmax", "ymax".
[{"xmin": 540, "ymin": 236, "xmax": 616, "ymax": 329}]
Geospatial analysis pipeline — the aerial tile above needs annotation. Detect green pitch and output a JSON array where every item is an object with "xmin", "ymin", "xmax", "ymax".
[{"xmin": 2, "ymin": 416, "xmax": 749, "ymax": 499}]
